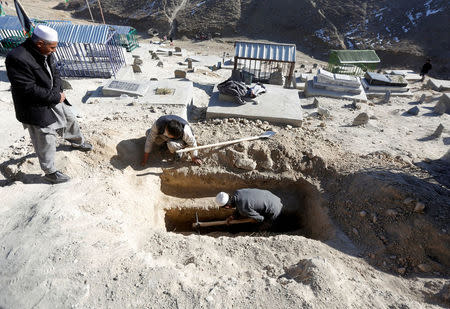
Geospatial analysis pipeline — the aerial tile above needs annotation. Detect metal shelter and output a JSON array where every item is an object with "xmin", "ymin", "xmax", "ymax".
[
  {"xmin": 111, "ymin": 25, "xmax": 139, "ymax": 52},
  {"xmin": 327, "ymin": 50, "xmax": 380, "ymax": 76},
  {"xmin": 48, "ymin": 23, "xmax": 125, "ymax": 78},
  {"xmin": 0, "ymin": 15, "xmax": 69, "ymax": 54},
  {"xmin": 233, "ymin": 41, "xmax": 296, "ymax": 85}
]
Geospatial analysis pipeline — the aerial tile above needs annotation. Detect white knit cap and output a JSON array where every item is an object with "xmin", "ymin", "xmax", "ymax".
[
  {"xmin": 215, "ymin": 192, "xmax": 229, "ymax": 206},
  {"xmin": 33, "ymin": 25, "xmax": 58, "ymax": 42}
]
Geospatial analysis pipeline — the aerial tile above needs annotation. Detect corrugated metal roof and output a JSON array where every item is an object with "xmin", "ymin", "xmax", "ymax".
[
  {"xmin": 0, "ymin": 15, "xmax": 70, "ymax": 31},
  {"xmin": 332, "ymin": 50, "xmax": 380, "ymax": 64},
  {"xmin": 235, "ymin": 41, "xmax": 296, "ymax": 62},
  {"xmin": 0, "ymin": 15, "xmax": 25, "ymax": 30},
  {"xmin": 111, "ymin": 25, "xmax": 134, "ymax": 35},
  {"xmin": 47, "ymin": 23, "xmax": 114, "ymax": 44}
]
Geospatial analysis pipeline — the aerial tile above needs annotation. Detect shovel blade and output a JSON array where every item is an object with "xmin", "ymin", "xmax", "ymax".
[{"xmin": 260, "ymin": 131, "xmax": 276, "ymax": 139}]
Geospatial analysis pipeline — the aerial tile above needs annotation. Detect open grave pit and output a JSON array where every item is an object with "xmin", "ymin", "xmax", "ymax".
[{"xmin": 159, "ymin": 170, "xmax": 334, "ymax": 240}]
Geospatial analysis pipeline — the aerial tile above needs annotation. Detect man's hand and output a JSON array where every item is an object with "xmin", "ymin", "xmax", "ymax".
[
  {"xmin": 192, "ymin": 157, "xmax": 202, "ymax": 166},
  {"xmin": 141, "ymin": 152, "xmax": 150, "ymax": 167},
  {"xmin": 59, "ymin": 92, "xmax": 66, "ymax": 103},
  {"xmin": 226, "ymin": 215, "xmax": 234, "ymax": 225}
]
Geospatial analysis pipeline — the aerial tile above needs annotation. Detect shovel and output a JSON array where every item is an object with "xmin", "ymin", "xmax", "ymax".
[
  {"xmin": 176, "ymin": 131, "xmax": 276, "ymax": 154},
  {"xmin": 192, "ymin": 212, "xmax": 256, "ymax": 229}
]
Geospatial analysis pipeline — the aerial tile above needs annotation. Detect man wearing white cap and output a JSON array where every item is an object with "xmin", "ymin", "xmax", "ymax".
[
  {"xmin": 215, "ymin": 188, "xmax": 283, "ymax": 226},
  {"xmin": 6, "ymin": 24, "xmax": 93, "ymax": 184}
]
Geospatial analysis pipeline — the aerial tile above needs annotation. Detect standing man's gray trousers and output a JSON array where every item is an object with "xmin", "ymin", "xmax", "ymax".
[{"xmin": 26, "ymin": 105, "xmax": 84, "ymax": 175}]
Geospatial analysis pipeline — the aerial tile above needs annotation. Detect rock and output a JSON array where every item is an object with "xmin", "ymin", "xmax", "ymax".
[
  {"xmin": 383, "ymin": 91, "xmax": 391, "ymax": 104},
  {"xmin": 313, "ymin": 63, "xmax": 318, "ymax": 68},
  {"xmin": 234, "ymin": 158, "xmax": 257, "ymax": 171},
  {"xmin": 286, "ymin": 125, "xmax": 293, "ymax": 129},
  {"xmin": 353, "ymin": 112, "xmax": 369, "ymax": 126},
  {"xmin": 174, "ymin": 70, "xmax": 187, "ymax": 78},
  {"xmin": 168, "ymin": 51, "xmax": 173, "ymax": 56},
  {"xmin": 61, "ymin": 79, "xmax": 72, "ymax": 90},
  {"xmin": 157, "ymin": 61, "xmax": 163, "ymax": 67},
  {"xmin": 317, "ymin": 107, "xmax": 331, "ymax": 118},
  {"xmin": 269, "ymin": 71, "xmax": 284, "ymax": 85},
  {"xmin": 152, "ymin": 54, "xmax": 160, "ymax": 60},
  {"xmin": 417, "ymin": 263, "xmax": 431, "ymax": 272},
  {"xmin": 132, "ymin": 64, "xmax": 142, "ymax": 73},
  {"xmin": 352, "ymin": 228, "xmax": 359, "ymax": 235},
  {"xmin": 437, "ymin": 283, "xmax": 450, "ymax": 304},
  {"xmin": 385, "ymin": 209, "xmax": 397, "ymax": 217},
  {"xmin": 407, "ymin": 106, "xmax": 419, "ymax": 116},
  {"xmin": 397, "ymin": 267, "xmax": 406, "ymax": 275},
  {"xmin": 371, "ymin": 213, "xmax": 377, "ymax": 223},
  {"xmin": 133, "ymin": 57, "xmax": 143, "ymax": 65},
  {"xmin": 403, "ymin": 197, "xmax": 414, "ymax": 205},
  {"xmin": 187, "ymin": 59, "xmax": 193, "ymax": 69},
  {"xmin": 312, "ymin": 98, "xmax": 319, "ymax": 108},
  {"xmin": 359, "ymin": 210, "xmax": 367, "ymax": 217},
  {"xmin": 174, "ymin": 47, "xmax": 182, "ymax": 52},
  {"xmin": 418, "ymin": 94, "xmax": 426, "ymax": 104},
  {"xmin": 150, "ymin": 77, "xmax": 158, "ymax": 81},
  {"xmin": 434, "ymin": 94, "xmax": 450, "ymax": 115},
  {"xmin": 431, "ymin": 124, "xmax": 444, "ymax": 138},
  {"xmin": 414, "ymin": 202, "xmax": 425, "ymax": 213}
]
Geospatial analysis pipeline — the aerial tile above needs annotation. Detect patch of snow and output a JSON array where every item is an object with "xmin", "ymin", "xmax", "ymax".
[
  {"xmin": 315, "ymin": 29, "xmax": 330, "ymax": 42},
  {"xmin": 385, "ymin": 26, "xmax": 390, "ymax": 33},
  {"xmin": 426, "ymin": 8, "xmax": 443, "ymax": 16},
  {"xmin": 196, "ymin": 1, "xmax": 206, "ymax": 7},
  {"xmin": 424, "ymin": 0, "xmax": 444, "ymax": 16},
  {"xmin": 402, "ymin": 26, "xmax": 409, "ymax": 33},
  {"xmin": 345, "ymin": 27, "xmax": 358, "ymax": 36},
  {"xmin": 393, "ymin": 37, "xmax": 399, "ymax": 42},
  {"xmin": 406, "ymin": 11, "xmax": 416, "ymax": 25},
  {"xmin": 345, "ymin": 39, "xmax": 354, "ymax": 49}
]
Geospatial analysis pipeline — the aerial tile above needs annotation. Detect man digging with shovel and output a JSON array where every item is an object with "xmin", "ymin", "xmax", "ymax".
[{"xmin": 214, "ymin": 188, "xmax": 284, "ymax": 230}]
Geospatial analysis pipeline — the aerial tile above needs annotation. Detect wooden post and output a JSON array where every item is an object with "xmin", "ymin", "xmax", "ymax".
[{"xmin": 286, "ymin": 62, "xmax": 295, "ymax": 88}]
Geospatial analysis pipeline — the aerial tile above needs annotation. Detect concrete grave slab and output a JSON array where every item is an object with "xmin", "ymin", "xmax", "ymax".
[
  {"xmin": 427, "ymin": 78, "xmax": 450, "ymax": 92},
  {"xmin": 141, "ymin": 80, "xmax": 193, "ymax": 107},
  {"xmin": 86, "ymin": 79, "xmax": 193, "ymax": 120},
  {"xmin": 186, "ymin": 55, "xmax": 222, "ymax": 67},
  {"xmin": 304, "ymin": 80, "xmax": 368, "ymax": 102},
  {"xmin": 207, "ymin": 84, "xmax": 303, "ymax": 126},
  {"xmin": 361, "ymin": 79, "xmax": 409, "ymax": 93},
  {"xmin": 102, "ymin": 80, "xmax": 150, "ymax": 97},
  {"xmin": 387, "ymin": 70, "xmax": 422, "ymax": 81}
]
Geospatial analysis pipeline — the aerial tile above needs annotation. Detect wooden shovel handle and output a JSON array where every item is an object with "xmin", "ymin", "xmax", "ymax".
[{"xmin": 193, "ymin": 218, "xmax": 256, "ymax": 228}]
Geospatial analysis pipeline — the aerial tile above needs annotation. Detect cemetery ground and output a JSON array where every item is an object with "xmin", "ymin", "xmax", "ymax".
[{"xmin": 0, "ymin": 36, "xmax": 449, "ymax": 309}]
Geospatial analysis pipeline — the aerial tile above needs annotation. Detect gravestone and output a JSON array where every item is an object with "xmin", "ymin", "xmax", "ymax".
[
  {"xmin": 102, "ymin": 80, "xmax": 150, "ymax": 97},
  {"xmin": 175, "ymin": 47, "xmax": 182, "ymax": 52},
  {"xmin": 132, "ymin": 64, "xmax": 142, "ymax": 73},
  {"xmin": 174, "ymin": 70, "xmax": 187, "ymax": 78}
]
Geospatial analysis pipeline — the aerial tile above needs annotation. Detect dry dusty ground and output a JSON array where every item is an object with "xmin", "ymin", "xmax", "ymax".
[{"xmin": 0, "ymin": 4, "xmax": 449, "ymax": 308}]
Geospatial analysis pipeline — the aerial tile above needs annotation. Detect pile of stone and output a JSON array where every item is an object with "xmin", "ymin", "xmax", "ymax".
[{"xmin": 362, "ymin": 72, "xmax": 412, "ymax": 96}]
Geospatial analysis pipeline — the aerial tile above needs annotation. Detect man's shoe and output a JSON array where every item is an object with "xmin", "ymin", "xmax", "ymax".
[
  {"xmin": 71, "ymin": 141, "xmax": 93, "ymax": 152},
  {"xmin": 43, "ymin": 171, "xmax": 71, "ymax": 184}
]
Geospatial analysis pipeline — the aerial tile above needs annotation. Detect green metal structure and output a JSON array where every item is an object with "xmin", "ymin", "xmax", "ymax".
[
  {"xmin": 327, "ymin": 50, "xmax": 380, "ymax": 76},
  {"xmin": 112, "ymin": 25, "xmax": 139, "ymax": 52}
]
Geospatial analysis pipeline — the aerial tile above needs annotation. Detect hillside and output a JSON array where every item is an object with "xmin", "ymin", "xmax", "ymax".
[{"xmin": 60, "ymin": 0, "xmax": 450, "ymax": 77}]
